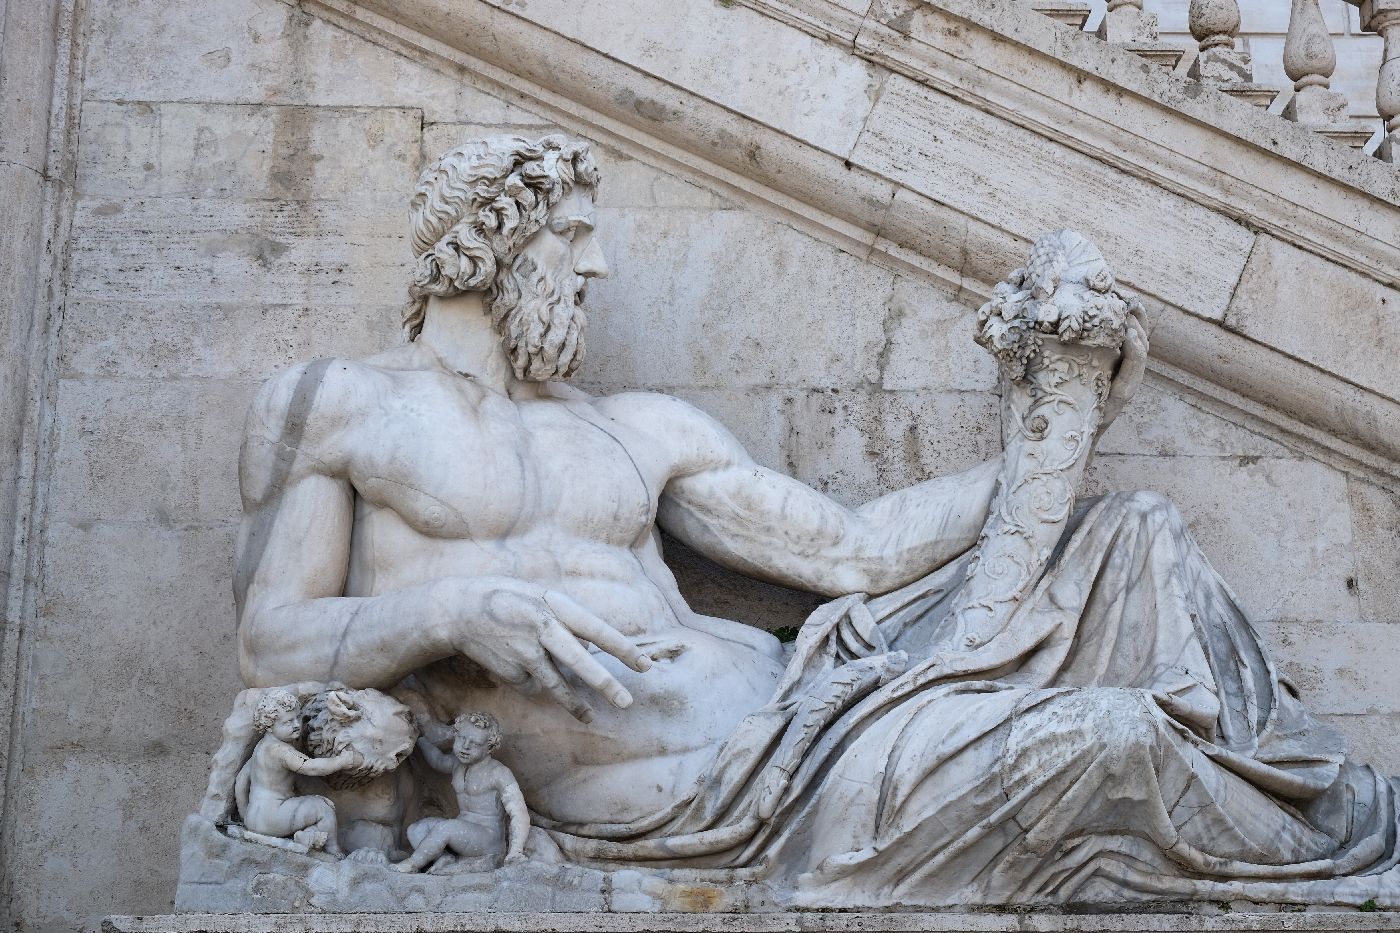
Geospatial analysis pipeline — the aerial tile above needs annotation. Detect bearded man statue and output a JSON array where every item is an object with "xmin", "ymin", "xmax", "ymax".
[
  {"xmin": 404, "ymin": 135, "xmax": 597, "ymax": 379},
  {"xmin": 187, "ymin": 134, "xmax": 1400, "ymax": 911}
]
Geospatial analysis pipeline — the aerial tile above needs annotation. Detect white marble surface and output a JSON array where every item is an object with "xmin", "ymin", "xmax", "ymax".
[
  {"xmin": 107, "ymin": 913, "xmax": 1400, "ymax": 933},
  {"xmin": 177, "ymin": 144, "xmax": 1400, "ymax": 912}
]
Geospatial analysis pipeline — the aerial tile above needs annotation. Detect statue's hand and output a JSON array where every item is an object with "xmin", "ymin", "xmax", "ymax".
[
  {"xmin": 435, "ymin": 578, "xmax": 653, "ymax": 722},
  {"xmin": 1100, "ymin": 305, "xmax": 1149, "ymax": 431}
]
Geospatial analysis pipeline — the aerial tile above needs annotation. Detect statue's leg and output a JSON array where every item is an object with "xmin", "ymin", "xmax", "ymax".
[
  {"xmin": 406, "ymin": 816, "xmax": 445, "ymax": 850},
  {"xmin": 288, "ymin": 795, "xmax": 343, "ymax": 857},
  {"xmin": 1037, "ymin": 488, "xmax": 1310, "ymax": 747},
  {"xmin": 393, "ymin": 820, "xmax": 455, "ymax": 872},
  {"xmin": 787, "ymin": 683, "xmax": 1347, "ymax": 906},
  {"xmin": 993, "ymin": 688, "xmax": 1345, "ymax": 893},
  {"xmin": 440, "ymin": 819, "xmax": 494, "ymax": 859}
]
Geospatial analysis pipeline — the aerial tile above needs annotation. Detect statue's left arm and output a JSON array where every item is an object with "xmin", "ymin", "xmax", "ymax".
[
  {"xmin": 623, "ymin": 394, "xmax": 1003, "ymax": 597},
  {"xmin": 623, "ymin": 320, "xmax": 1145, "ymax": 598}
]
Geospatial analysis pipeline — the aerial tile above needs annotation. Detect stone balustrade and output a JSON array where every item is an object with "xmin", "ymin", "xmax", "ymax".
[{"xmin": 1024, "ymin": 0, "xmax": 1398, "ymax": 159}]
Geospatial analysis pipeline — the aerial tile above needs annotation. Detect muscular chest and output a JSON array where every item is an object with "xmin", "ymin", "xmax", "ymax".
[{"xmin": 346, "ymin": 379, "xmax": 659, "ymax": 545}]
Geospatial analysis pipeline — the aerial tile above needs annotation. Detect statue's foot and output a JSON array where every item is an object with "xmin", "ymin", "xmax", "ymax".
[
  {"xmin": 292, "ymin": 829, "xmax": 328, "ymax": 851},
  {"xmin": 346, "ymin": 848, "xmax": 390, "ymax": 865},
  {"xmin": 427, "ymin": 855, "xmax": 459, "ymax": 876},
  {"xmin": 387, "ymin": 861, "xmax": 419, "ymax": 873}
]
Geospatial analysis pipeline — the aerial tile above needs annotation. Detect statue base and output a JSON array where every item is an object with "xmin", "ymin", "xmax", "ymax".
[
  {"xmin": 107, "ymin": 912, "xmax": 1400, "ymax": 933},
  {"xmin": 176, "ymin": 815, "xmax": 780, "ymax": 914},
  {"xmin": 175, "ymin": 815, "xmax": 1400, "ymax": 927}
]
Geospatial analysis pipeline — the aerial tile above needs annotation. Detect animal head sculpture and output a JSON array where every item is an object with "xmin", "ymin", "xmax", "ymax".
[{"xmin": 303, "ymin": 688, "xmax": 418, "ymax": 789}]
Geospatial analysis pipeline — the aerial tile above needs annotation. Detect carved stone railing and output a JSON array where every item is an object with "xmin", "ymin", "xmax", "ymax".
[
  {"xmin": 1362, "ymin": 0, "xmax": 1400, "ymax": 160},
  {"xmin": 1021, "ymin": 0, "xmax": 1398, "ymax": 161}
]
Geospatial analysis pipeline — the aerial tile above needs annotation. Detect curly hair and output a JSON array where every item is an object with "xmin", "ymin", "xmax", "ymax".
[
  {"xmin": 252, "ymin": 689, "xmax": 301, "ymax": 734},
  {"xmin": 452, "ymin": 710, "xmax": 503, "ymax": 753},
  {"xmin": 405, "ymin": 134, "xmax": 600, "ymax": 340}
]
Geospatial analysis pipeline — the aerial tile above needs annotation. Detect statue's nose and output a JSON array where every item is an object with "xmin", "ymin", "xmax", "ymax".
[{"xmin": 575, "ymin": 237, "xmax": 608, "ymax": 279}]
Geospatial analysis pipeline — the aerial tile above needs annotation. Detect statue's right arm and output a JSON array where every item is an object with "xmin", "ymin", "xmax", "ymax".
[
  {"xmin": 416, "ymin": 737, "xmax": 454, "ymax": 774},
  {"xmin": 234, "ymin": 362, "xmax": 652, "ymax": 721},
  {"xmin": 289, "ymin": 747, "xmax": 356, "ymax": 777}
]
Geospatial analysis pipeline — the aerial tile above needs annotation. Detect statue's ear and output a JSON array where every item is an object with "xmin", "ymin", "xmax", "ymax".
[{"xmin": 324, "ymin": 690, "xmax": 362, "ymax": 722}]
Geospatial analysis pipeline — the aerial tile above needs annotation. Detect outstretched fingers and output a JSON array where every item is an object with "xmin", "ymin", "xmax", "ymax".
[
  {"xmin": 544, "ymin": 592, "xmax": 653, "ymax": 673},
  {"xmin": 520, "ymin": 647, "xmax": 596, "ymax": 723},
  {"xmin": 539, "ymin": 623, "xmax": 635, "ymax": 710}
]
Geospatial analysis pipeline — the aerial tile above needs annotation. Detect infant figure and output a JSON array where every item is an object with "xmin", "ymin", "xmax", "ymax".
[
  {"xmin": 235, "ymin": 689, "xmax": 358, "ymax": 856},
  {"xmin": 391, "ymin": 711, "xmax": 529, "ymax": 872}
]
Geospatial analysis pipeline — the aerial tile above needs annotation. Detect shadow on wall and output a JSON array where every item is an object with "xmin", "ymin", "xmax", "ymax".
[{"xmin": 660, "ymin": 531, "xmax": 824, "ymax": 638}]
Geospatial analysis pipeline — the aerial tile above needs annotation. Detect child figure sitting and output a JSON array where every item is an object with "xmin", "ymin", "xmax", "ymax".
[
  {"xmin": 391, "ymin": 711, "xmax": 529, "ymax": 872},
  {"xmin": 235, "ymin": 689, "xmax": 359, "ymax": 856}
]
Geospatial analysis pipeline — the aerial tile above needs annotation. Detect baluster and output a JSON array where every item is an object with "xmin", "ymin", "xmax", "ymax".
[
  {"xmin": 1360, "ymin": 0, "xmax": 1400, "ymax": 161},
  {"xmin": 1098, "ymin": 0, "xmax": 1150, "ymax": 41},
  {"xmin": 1188, "ymin": 0, "xmax": 1279, "ymax": 107},
  {"xmin": 1283, "ymin": 0, "xmax": 1373, "ymax": 146},
  {"xmin": 1029, "ymin": 1, "xmax": 1093, "ymax": 31},
  {"xmin": 1096, "ymin": 0, "xmax": 1186, "ymax": 69}
]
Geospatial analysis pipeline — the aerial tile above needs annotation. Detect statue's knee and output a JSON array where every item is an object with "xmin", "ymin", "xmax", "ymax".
[
  {"xmin": 1110, "ymin": 490, "xmax": 1181, "ymax": 527},
  {"xmin": 1029, "ymin": 688, "xmax": 1161, "ymax": 767},
  {"xmin": 1078, "ymin": 688, "xmax": 1161, "ymax": 765},
  {"xmin": 309, "ymin": 795, "xmax": 336, "ymax": 820}
]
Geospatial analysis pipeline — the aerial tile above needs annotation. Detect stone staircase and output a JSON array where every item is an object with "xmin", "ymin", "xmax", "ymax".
[{"xmin": 1022, "ymin": 0, "xmax": 1397, "ymax": 158}]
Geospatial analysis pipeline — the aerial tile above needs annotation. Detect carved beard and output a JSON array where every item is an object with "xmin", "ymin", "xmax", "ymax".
[{"xmin": 488, "ymin": 253, "xmax": 587, "ymax": 381}]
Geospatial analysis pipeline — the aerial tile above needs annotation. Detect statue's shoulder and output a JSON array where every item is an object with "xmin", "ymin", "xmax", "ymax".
[
  {"xmin": 592, "ymin": 390, "xmax": 723, "ymax": 437},
  {"xmin": 247, "ymin": 354, "xmax": 401, "ymax": 434},
  {"xmin": 592, "ymin": 390, "xmax": 744, "ymax": 468},
  {"xmin": 241, "ymin": 356, "xmax": 404, "ymax": 483}
]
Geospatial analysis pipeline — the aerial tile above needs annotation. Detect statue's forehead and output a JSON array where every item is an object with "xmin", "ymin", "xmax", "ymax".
[{"xmin": 551, "ymin": 186, "xmax": 595, "ymax": 219}]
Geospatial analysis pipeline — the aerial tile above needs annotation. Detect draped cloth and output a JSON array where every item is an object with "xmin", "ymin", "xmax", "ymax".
[{"xmin": 540, "ymin": 491, "xmax": 1400, "ymax": 907}]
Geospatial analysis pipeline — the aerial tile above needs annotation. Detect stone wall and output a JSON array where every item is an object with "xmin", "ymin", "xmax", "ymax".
[{"xmin": 2, "ymin": 0, "xmax": 1398, "ymax": 930}]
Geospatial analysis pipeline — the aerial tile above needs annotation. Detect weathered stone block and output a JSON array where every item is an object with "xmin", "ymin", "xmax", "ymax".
[
  {"xmin": 67, "ymin": 198, "xmax": 409, "ymax": 306},
  {"xmin": 1224, "ymin": 236, "xmax": 1400, "ymax": 405},
  {"xmin": 468, "ymin": 0, "xmax": 883, "ymax": 158},
  {"xmin": 58, "ymin": 299, "xmax": 402, "ymax": 381},
  {"xmin": 48, "ymin": 377, "xmax": 253, "ymax": 524},
  {"xmin": 1347, "ymin": 478, "xmax": 1400, "ymax": 624},
  {"xmin": 1084, "ymin": 454, "xmax": 1360, "ymax": 624},
  {"xmin": 785, "ymin": 389, "xmax": 1001, "ymax": 505},
  {"xmin": 878, "ymin": 276, "xmax": 1000, "ymax": 392},
  {"xmin": 82, "ymin": 0, "xmax": 516, "ymax": 122},
  {"xmin": 77, "ymin": 103, "xmax": 421, "ymax": 200},
  {"xmin": 9, "ymin": 750, "xmax": 210, "ymax": 925},
  {"xmin": 32, "ymin": 520, "xmax": 241, "ymax": 744},
  {"xmin": 581, "ymin": 208, "xmax": 894, "ymax": 390},
  {"xmin": 1096, "ymin": 382, "xmax": 1292, "ymax": 458},
  {"xmin": 1257, "ymin": 620, "xmax": 1400, "ymax": 716},
  {"xmin": 849, "ymin": 74, "xmax": 1257, "ymax": 323}
]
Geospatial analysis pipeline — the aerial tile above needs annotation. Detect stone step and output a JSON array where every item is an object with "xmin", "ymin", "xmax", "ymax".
[{"xmin": 103, "ymin": 912, "xmax": 1400, "ymax": 933}]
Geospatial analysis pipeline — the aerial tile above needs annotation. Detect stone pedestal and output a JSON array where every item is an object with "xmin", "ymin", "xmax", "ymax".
[{"xmin": 103, "ymin": 912, "xmax": 1400, "ymax": 933}]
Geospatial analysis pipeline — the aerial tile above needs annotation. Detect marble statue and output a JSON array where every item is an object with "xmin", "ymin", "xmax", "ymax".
[
  {"xmin": 391, "ymin": 711, "xmax": 530, "ymax": 873},
  {"xmin": 185, "ymin": 133, "xmax": 1400, "ymax": 911},
  {"xmin": 232, "ymin": 690, "xmax": 359, "ymax": 856}
]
